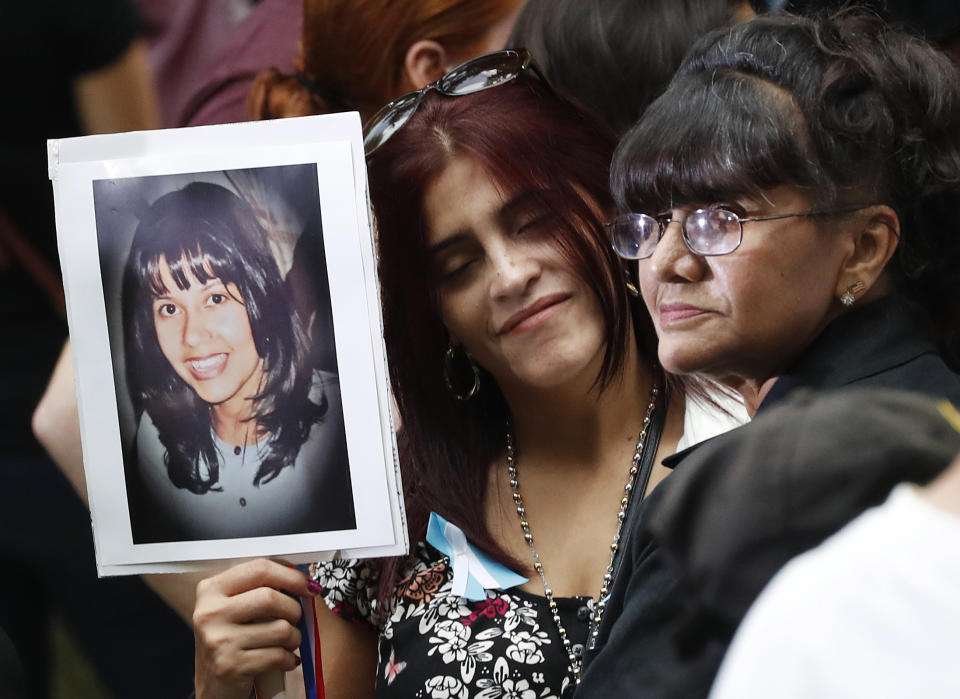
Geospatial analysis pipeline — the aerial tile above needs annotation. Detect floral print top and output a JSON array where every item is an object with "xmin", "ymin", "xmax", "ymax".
[{"xmin": 312, "ymin": 541, "xmax": 594, "ymax": 698}]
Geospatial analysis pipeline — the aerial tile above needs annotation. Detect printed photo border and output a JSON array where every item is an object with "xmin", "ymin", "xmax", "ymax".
[{"xmin": 49, "ymin": 114, "xmax": 407, "ymax": 575}]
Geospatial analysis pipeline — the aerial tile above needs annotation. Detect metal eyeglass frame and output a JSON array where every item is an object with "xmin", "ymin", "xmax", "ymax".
[{"xmin": 606, "ymin": 203, "xmax": 875, "ymax": 260}]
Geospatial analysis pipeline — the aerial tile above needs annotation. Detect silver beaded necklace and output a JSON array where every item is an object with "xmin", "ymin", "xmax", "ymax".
[{"xmin": 505, "ymin": 383, "xmax": 658, "ymax": 687}]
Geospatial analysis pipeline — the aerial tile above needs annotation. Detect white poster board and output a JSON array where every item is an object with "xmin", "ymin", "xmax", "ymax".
[{"xmin": 48, "ymin": 113, "xmax": 406, "ymax": 575}]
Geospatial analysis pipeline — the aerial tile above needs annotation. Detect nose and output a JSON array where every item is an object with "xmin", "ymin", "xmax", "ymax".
[
  {"xmin": 182, "ymin": 308, "xmax": 211, "ymax": 348},
  {"xmin": 488, "ymin": 239, "xmax": 541, "ymax": 300},
  {"xmin": 646, "ymin": 220, "xmax": 706, "ymax": 283}
]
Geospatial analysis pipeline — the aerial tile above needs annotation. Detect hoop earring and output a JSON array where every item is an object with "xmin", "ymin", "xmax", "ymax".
[
  {"xmin": 839, "ymin": 280, "xmax": 867, "ymax": 307},
  {"xmin": 443, "ymin": 344, "xmax": 480, "ymax": 401}
]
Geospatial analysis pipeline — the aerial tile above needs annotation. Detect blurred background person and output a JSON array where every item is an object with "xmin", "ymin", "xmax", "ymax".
[
  {"xmin": 711, "ymin": 439, "xmax": 960, "ymax": 699},
  {"xmin": 508, "ymin": 0, "xmax": 755, "ymax": 137},
  {"xmin": 248, "ymin": 0, "xmax": 526, "ymax": 122},
  {"xmin": 0, "ymin": 1, "xmax": 199, "ymax": 697},
  {"xmin": 137, "ymin": 0, "xmax": 265, "ymax": 127},
  {"xmin": 169, "ymin": 0, "xmax": 303, "ymax": 127}
]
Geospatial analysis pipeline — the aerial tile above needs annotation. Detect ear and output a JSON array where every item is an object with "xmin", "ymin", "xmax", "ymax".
[
  {"xmin": 404, "ymin": 40, "xmax": 450, "ymax": 90},
  {"xmin": 834, "ymin": 205, "xmax": 900, "ymax": 303}
]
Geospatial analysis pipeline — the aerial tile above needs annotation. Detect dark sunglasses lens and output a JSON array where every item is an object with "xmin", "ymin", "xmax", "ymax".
[
  {"xmin": 363, "ymin": 92, "xmax": 422, "ymax": 155},
  {"xmin": 684, "ymin": 209, "xmax": 741, "ymax": 255},
  {"xmin": 439, "ymin": 50, "xmax": 525, "ymax": 96},
  {"xmin": 611, "ymin": 214, "xmax": 660, "ymax": 259}
]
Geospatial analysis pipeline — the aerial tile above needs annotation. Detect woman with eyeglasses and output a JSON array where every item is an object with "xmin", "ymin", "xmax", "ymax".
[
  {"xmin": 576, "ymin": 9, "xmax": 960, "ymax": 697},
  {"xmin": 604, "ymin": 13, "xmax": 960, "ymax": 415},
  {"xmin": 192, "ymin": 51, "xmax": 742, "ymax": 699}
]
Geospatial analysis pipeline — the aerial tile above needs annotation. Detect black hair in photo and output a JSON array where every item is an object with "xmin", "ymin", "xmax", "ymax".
[
  {"xmin": 612, "ymin": 8, "xmax": 960, "ymax": 368},
  {"xmin": 122, "ymin": 181, "xmax": 324, "ymax": 494}
]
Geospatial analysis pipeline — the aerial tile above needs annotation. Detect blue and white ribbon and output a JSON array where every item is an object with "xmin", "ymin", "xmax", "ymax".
[{"xmin": 427, "ymin": 512, "xmax": 528, "ymax": 601}]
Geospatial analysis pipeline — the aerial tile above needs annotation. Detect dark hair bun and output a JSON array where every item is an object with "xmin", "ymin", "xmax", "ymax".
[{"xmin": 810, "ymin": 10, "xmax": 960, "ymax": 365}]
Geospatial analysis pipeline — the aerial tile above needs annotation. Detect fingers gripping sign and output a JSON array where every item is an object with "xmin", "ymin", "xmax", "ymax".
[{"xmin": 193, "ymin": 559, "xmax": 321, "ymax": 699}]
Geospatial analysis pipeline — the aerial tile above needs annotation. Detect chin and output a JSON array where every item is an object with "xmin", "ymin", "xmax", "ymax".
[
  {"xmin": 192, "ymin": 381, "xmax": 236, "ymax": 405},
  {"xmin": 194, "ymin": 389, "xmax": 224, "ymax": 405},
  {"xmin": 520, "ymin": 373, "xmax": 575, "ymax": 390},
  {"xmin": 657, "ymin": 344, "xmax": 712, "ymax": 378},
  {"xmin": 516, "ymin": 354, "xmax": 599, "ymax": 391}
]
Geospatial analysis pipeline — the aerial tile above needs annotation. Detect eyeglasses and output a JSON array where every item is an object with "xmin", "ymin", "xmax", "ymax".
[
  {"xmin": 607, "ymin": 204, "xmax": 873, "ymax": 259},
  {"xmin": 363, "ymin": 48, "xmax": 541, "ymax": 156}
]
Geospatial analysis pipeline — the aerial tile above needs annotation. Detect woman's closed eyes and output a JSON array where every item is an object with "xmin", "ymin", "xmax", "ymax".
[{"xmin": 431, "ymin": 205, "xmax": 559, "ymax": 284}]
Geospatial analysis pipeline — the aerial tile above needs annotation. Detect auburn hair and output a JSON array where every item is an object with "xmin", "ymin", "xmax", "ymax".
[{"xmin": 367, "ymin": 78, "xmax": 662, "ymax": 606}]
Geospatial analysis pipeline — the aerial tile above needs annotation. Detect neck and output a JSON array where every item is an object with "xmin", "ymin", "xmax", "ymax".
[
  {"xmin": 717, "ymin": 306, "xmax": 854, "ymax": 416},
  {"xmin": 212, "ymin": 402, "xmax": 254, "ymax": 444},
  {"xmin": 211, "ymin": 361, "xmax": 265, "ymax": 445},
  {"xmin": 725, "ymin": 375, "xmax": 779, "ymax": 417},
  {"xmin": 501, "ymin": 342, "xmax": 655, "ymax": 472}
]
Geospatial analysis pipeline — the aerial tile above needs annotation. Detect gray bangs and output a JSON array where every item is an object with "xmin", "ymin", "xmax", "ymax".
[{"xmin": 612, "ymin": 69, "xmax": 825, "ymax": 214}]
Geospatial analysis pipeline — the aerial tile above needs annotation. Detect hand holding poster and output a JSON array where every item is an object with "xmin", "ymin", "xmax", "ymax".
[{"xmin": 48, "ymin": 114, "xmax": 406, "ymax": 575}]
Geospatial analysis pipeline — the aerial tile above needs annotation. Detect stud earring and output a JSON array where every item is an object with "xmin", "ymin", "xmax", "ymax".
[
  {"xmin": 840, "ymin": 280, "xmax": 867, "ymax": 307},
  {"xmin": 443, "ymin": 343, "xmax": 480, "ymax": 400}
]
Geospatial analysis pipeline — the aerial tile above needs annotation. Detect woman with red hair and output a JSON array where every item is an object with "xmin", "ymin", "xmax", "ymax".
[{"xmin": 193, "ymin": 52, "xmax": 738, "ymax": 699}]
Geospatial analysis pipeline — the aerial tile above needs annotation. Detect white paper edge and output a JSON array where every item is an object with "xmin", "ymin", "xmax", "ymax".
[
  {"xmin": 341, "ymin": 133, "xmax": 407, "ymax": 561},
  {"xmin": 48, "ymin": 114, "xmax": 408, "ymax": 575}
]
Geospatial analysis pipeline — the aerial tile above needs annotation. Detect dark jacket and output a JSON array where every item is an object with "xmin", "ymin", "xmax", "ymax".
[
  {"xmin": 757, "ymin": 294, "xmax": 960, "ymax": 410},
  {"xmin": 576, "ymin": 295, "xmax": 960, "ymax": 698}
]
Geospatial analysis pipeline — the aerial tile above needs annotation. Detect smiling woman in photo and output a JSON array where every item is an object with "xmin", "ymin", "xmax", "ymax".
[{"xmin": 121, "ymin": 180, "xmax": 354, "ymax": 542}]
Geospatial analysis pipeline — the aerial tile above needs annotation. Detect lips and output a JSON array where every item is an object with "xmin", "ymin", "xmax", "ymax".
[
  {"xmin": 498, "ymin": 293, "xmax": 571, "ymax": 335},
  {"xmin": 186, "ymin": 352, "xmax": 228, "ymax": 380},
  {"xmin": 659, "ymin": 302, "xmax": 710, "ymax": 327}
]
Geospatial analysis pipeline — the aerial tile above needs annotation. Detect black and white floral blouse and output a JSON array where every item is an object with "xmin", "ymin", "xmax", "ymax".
[{"xmin": 312, "ymin": 541, "xmax": 593, "ymax": 698}]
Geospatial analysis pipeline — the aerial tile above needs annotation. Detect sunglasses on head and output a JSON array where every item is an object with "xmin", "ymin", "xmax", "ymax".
[{"xmin": 363, "ymin": 48, "xmax": 543, "ymax": 157}]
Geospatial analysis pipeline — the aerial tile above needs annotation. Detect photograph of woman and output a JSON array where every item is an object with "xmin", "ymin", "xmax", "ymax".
[{"xmin": 93, "ymin": 167, "xmax": 356, "ymax": 543}]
